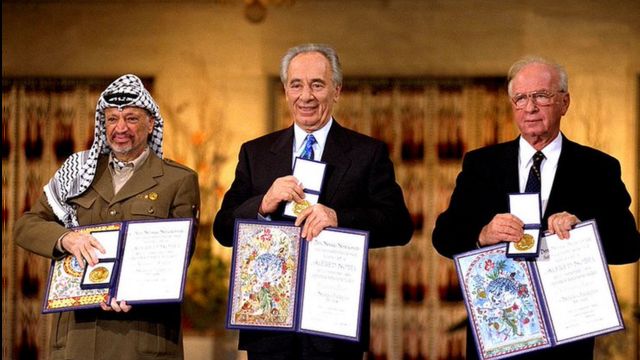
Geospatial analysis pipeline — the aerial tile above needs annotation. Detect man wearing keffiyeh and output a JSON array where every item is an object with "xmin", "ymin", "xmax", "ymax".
[{"xmin": 14, "ymin": 74, "xmax": 200, "ymax": 360}]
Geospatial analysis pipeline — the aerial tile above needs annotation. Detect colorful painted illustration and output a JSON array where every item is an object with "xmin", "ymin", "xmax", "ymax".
[
  {"xmin": 43, "ymin": 223, "xmax": 120, "ymax": 312},
  {"xmin": 457, "ymin": 247, "xmax": 549, "ymax": 359},
  {"xmin": 230, "ymin": 222, "xmax": 301, "ymax": 328}
]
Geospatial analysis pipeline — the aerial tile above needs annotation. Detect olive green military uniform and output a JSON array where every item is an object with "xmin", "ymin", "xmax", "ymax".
[{"xmin": 15, "ymin": 152, "xmax": 200, "ymax": 360}]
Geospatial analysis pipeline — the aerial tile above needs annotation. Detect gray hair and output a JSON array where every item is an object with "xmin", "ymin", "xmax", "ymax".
[
  {"xmin": 280, "ymin": 43, "xmax": 343, "ymax": 87},
  {"xmin": 507, "ymin": 55, "xmax": 568, "ymax": 96}
]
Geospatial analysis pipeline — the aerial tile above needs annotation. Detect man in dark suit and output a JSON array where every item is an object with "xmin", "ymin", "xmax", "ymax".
[
  {"xmin": 14, "ymin": 74, "xmax": 200, "ymax": 359},
  {"xmin": 432, "ymin": 56, "xmax": 640, "ymax": 359},
  {"xmin": 213, "ymin": 43, "xmax": 413, "ymax": 359}
]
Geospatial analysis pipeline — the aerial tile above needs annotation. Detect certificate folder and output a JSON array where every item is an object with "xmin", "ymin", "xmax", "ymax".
[
  {"xmin": 227, "ymin": 219, "xmax": 369, "ymax": 342},
  {"xmin": 42, "ymin": 218, "xmax": 194, "ymax": 313},
  {"xmin": 454, "ymin": 220, "xmax": 623, "ymax": 360}
]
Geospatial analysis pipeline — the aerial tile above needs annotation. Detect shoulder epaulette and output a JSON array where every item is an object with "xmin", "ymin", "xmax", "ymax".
[{"xmin": 162, "ymin": 158, "xmax": 195, "ymax": 173}]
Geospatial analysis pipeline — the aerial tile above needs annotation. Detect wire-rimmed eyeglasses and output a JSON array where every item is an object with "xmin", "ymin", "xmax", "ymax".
[{"xmin": 511, "ymin": 90, "xmax": 565, "ymax": 110}]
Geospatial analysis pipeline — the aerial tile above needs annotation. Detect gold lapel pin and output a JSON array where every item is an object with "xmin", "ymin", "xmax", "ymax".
[{"xmin": 148, "ymin": 192, "xmax": 158, "ymax": 201}]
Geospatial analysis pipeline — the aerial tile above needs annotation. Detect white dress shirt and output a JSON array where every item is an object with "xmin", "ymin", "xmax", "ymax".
[
  {"xmin": 518, "ymin": 133, "xmax": 562, "ymax": 215},
  {"xmin": 292, "ymin": 118, "xmax": 333, "ymax": 165}
]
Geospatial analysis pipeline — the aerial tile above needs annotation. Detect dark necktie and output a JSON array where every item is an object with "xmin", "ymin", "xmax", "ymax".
[
  {"xmin": 300, "ymin": 134, "xmax": 317, "ymax": 160},
  {"xmin": 524, "ymin": 151, "xmax": 545, "ymax": 193}
]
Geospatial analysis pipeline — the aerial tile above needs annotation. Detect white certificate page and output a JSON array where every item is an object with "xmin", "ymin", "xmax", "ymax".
[
  {"xmin": 115, "ymin": 219, "xmax": 191, "ymax": 302},
  {"xmin": 535, "ymin": 222, "xmax": 622, "ymax": 342},
  {"xmin": 299, "ymin": 229, "xmax": 367, "ymax": 339}
]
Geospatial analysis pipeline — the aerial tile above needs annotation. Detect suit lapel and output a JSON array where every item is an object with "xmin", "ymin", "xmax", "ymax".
[
  {"xmin": 545, "ymin": 135, "xmax": 574, "ymax": 217},
  {"xmin": 269, "ymin": 127, "xmax": 296, "ymax": 176},
  {"xmin": 320, "ymin": 122, "xmax": 351, "ymax": 204},
  {"xmin": 111, "ymin": 153, "xmax": 163, "ymax": 204},
  {"xmin": 502, "ymin": 139, "xmax": 520, "ymax": 193}
]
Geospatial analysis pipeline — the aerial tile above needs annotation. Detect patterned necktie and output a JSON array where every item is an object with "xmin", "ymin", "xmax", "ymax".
[
  {"xmin": 300, "ymin": 134, "xmax": 317, "ymax": 160},
  {"xmin": 524, "ymin": 151, "xmax": 545, "ymax": 193}
]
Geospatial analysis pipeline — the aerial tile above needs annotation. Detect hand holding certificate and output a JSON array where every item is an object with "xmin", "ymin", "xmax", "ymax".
[
  {"xmin": 535, "ymin": 223, "xmax": 622, "ymax": 342},
  {"xmin": 227, "ymin": 219, "xmax": 368, "ymax": 341},
  {"xmin": 454, "ymin": 220, "xmax": 622, "ymax": 359},
  {"xmin": 42, "ymin": 218, "xmax": 194, "ymax": 313},
  {"xmin": 284, "ymin": 158, "xmax": 327, "ymax": 218},
  {"xmin": 507, "ymin": 192, "xmax": 542, "ymax": 258}
]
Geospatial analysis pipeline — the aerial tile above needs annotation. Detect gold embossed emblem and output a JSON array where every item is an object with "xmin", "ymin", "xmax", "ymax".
[
  {"xmin": 63, "ymin": 256, "xmax": 83, "ymax": 277},
  {"xmin": 514, "ymin": 233, "xmax": 535, "ymax": 251},
  {"xmin": 89, "ymin": 266, "xmax": 110, "ymax": 283},
  {"xmin": 293, "ymin": 200, "xmax": 311, "ymax": 215},
  {"xmin": 148, "ymin": 192, "xmax": 158, "ymax": 201}
]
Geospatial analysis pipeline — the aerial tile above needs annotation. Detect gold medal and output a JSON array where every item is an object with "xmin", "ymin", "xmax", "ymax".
[
  {"xmin": 89, "ymin": 266, "xmax": 110, "ymax": 283},
  {"xmin": 293, "ymin": 200, "xmax": 311, "ymax": 215},
  {"xmin": 514, "ymin": 233, "xmax": 535, "ymax": 251}
]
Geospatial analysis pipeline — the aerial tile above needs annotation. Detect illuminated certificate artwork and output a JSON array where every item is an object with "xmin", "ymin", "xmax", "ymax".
[
  {"xmin": 456, "ymin": 246, "xmax": 550, "ymax": 358},
  {"xmin": 42, "ymin": 218, "xmax": 193, "ymax": 313},
  {"xmin": 42, "ymin": 223, "xmax": 121, "ymax": 312},
  {"xmin": 455, "ymin": 220, "xmax": 623, "ymax": 359},
  {"xmin": 230, "ymin": 222, "xmax": 301, "ymax": 328},
  {"xmin": 227, "ymin": 219, "xmax": 368, "ymax": 341}
]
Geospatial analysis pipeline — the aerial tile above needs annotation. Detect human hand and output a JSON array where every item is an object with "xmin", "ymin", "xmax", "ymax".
[
  {"xmin": 295, "ymin": 204, "xmax": 338, "ymax": 240},
  {"xmin": 478, "ymin": 213, "xmax": 525, "ymax": 246},
  {"xmin": 547, "ymin": 211, "xmax": 580, "ymax": 239},
  {"xmin": 60, "ymin": 231, "xmax": 106, "ymax": 269},
  {"xmin": 259, "ymin": 175, "xmax": 305, "ymax": 215},
  {"xmin": 100, "ymin": 298, "xmax": 132, "ymax": 313}
]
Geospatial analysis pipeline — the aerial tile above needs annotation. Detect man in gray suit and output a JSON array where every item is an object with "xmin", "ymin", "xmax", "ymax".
[
  {"xmin": 214, "ymin": 43, "xmax": 413, "ymax": 359},
  {"xmin": 15, "ymin": 74, "xmax": 200, "ymax": 359}
]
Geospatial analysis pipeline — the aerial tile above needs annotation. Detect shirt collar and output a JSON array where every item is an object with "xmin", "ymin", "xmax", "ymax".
[
  {"xmin": 109, "ymin": 147, "xmax": 150, "ymax": 173},
  {"xmin": 293, "ymin": 117, "xmax": 333, "ymax": 153},
  {"xmin": 519, "ymin": 132, "xmax": 563, "ymax": 166}
]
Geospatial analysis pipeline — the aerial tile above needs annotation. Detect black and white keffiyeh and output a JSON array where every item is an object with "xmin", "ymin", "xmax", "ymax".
[{"xmin": 44, "ymin": 74, "xmax": 164, "ymax": 228}]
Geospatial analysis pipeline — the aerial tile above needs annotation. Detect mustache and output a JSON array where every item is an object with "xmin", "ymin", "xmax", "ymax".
[{"xmin": 110, "ymin": 131, "xmax": 133, "ymax": 139}]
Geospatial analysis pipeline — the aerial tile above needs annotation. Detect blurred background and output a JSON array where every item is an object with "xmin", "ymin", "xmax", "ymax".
[{"xmin": 3, "ymin": 1, "xmax": 639, "ymax": 359}]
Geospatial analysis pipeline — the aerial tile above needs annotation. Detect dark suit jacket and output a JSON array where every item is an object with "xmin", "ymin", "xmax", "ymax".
[
  {"xmin": 15, "ymin": 153, "xmax": 200, "ymax": 360},
  {"xmin": 432, "ymin": 135, "xmax": 640, "ymax": 359},
  {"xmin": 213, "ymin": 121, "xmax": 413, "ymax": 353}
]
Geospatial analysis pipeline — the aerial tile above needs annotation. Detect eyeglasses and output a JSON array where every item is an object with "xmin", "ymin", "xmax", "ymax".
[{"xmin": 511, "ymin": 90, "xmax": 564, "ymax": 109}]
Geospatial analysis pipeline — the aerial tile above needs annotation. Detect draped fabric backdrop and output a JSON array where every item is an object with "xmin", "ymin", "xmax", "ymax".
[
  {"xmin": 2, "ymin": 76, "xmax": 637, "ymax": 360},
  {"xmin": 273, "ymin": 76, "xmax": 637, "ymax": 360}
]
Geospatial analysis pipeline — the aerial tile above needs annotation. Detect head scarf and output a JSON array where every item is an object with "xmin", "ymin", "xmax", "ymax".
[{"xmin": 44, "ymin": 74, "xmax": 164, "ymax": 227}]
